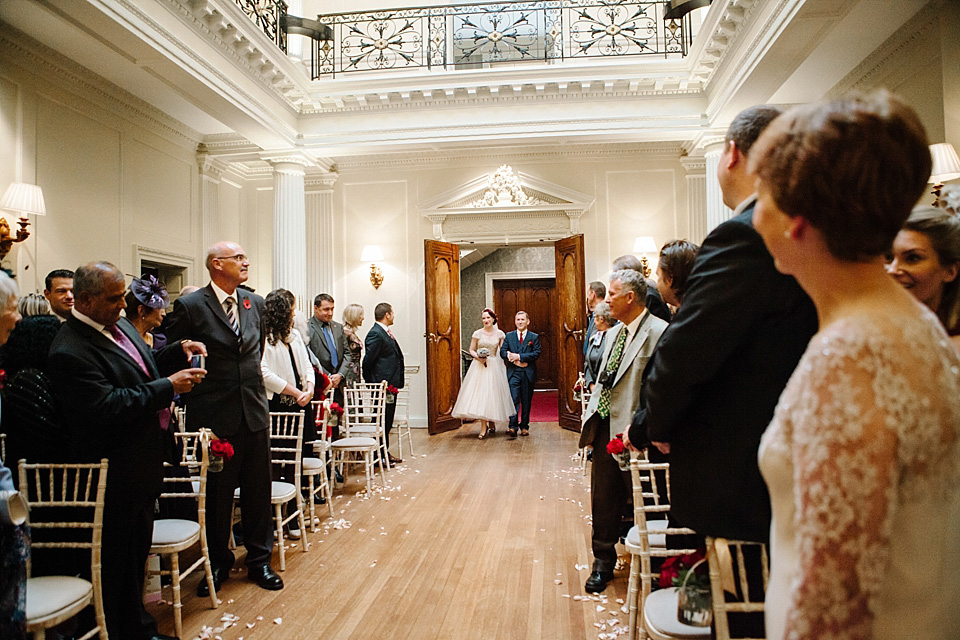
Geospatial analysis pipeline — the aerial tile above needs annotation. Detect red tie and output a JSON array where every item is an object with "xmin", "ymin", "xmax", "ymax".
[
  {"xmin": 387, "ymin": 327, "xmax": 395, "ymax": 341},
  {"xmin": 108, "ymin": 324, "xmax": 171, "ymax": 430}
]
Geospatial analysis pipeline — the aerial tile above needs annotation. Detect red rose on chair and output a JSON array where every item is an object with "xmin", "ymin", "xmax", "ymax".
[
  {"xmin": 209, "ymin": 438, "xmax": 234, "ymax": 459},
  {"xmin": 386, "ymin": 385, "xmax": 399, "ymax": 395},
  {"xmin": 329, "ymin": 402, "xmax": 344, "ymax": 416},
  {"xmin": 606, "ymin": 434, "xmax": 625, "ymax": 455},
  {"xmin": 242, "ymin": 298, "xmax": 251, "ymax": 310}
]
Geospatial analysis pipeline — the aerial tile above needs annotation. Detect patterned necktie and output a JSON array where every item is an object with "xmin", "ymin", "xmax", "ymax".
[
  {"xmin": 108, "ymin": 324, "xmax": 171, "ymax": 430},
  {"xmin": 597, "ymin": 327, "xmax": 628, "ymax": 419},
  {"xmin": 224, "ymin": 297, "xmax": 240, "ymax": 335},
  {"xmin": 323, "ymin": 324, "xmax": 339, "ymax": 368}
]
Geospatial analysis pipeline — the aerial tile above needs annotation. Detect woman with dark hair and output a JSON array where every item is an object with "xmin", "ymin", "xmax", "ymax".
[
  {"xmin": 125, "ymin": 275, "xmax": 169, "ymax": 349},
  {"xmin": 656, "ymin": 239, "xmax": 699, "ymax": 308},
  {"xmin": 751, "ymin": 91, "xmax": 960, "ymax": 638},
  {"xmin": 452, "ymin": 308, "xmax": 516, "ymax": 439},
  {"xmin": 886, "ymin": 205, "xmax": 960, "ymax": 349}
]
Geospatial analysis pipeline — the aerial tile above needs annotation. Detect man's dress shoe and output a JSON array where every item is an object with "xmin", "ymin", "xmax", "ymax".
[
  {"xmin": 250, "ymin": 565, "xmax": 284, "ymax": 590},
  {"xmin": 584, "ymin": 570, "xmax": 614, "ymax": 593},
  {"xmin": 196, "ymin": 566, "xmax": 225, "ymax": 597},
  {"xmin": 388, "ymin": 455, "xmax": 403, "ymax": 465}
]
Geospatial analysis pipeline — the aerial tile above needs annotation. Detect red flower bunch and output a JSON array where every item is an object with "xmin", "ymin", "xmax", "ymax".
[
  {"xmin": 329, "ymin": 402, "xmax": 344, "ymax": 416},
  {"xmin": 210, "ymin": 438, "xmax": 235, "ymax": 459},
  {"xmin": 606, "ymin": 434, "xmax": 626, "ymax": 455},
  {"xmin": 660, "ymin": 549, "xmax": 708, "ymax": 589},
  {"xmin": 573, "ymin": 382, "xmax": 582, "ymax": 392},
  {"xmin": 318, "ymin": 371, "xmax": 331, "ymax": 393},
  {"xmin": 386, "ymin": 385, "xmax": 399, "ymax": 395},
  {"xmin": 0, "ymin": 368, "xmax": 6, "ymax": 390}
]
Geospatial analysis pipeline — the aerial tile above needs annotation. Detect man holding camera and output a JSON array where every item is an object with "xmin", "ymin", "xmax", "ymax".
[{"xmin": 579, "ymin": 269, "xmax": 668, "ymax": 593}]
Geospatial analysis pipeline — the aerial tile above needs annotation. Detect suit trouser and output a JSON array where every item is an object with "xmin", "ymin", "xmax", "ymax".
[
  {"xmin": 101, "ymin": 495, "xmax": 158, "ymax": 640},
  {"xmin": 384, "ymin": 400, "xmax": 396, "ymax": 450},
  {"xmin": 206, "ymin": 426, "xmax": 273, "ymax": 571},
  {"xmin": 590, "ymin": 417, "xmax": 632, "ymax": 572},
  {"xmin": 508, "ymin": 373, "xmax": 534, "ymax": 428}
]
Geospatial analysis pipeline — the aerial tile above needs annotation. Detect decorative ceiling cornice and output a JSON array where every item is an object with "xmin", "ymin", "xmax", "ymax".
[
  {"xmin": 689, "ymin": 0, "xmax": 761, "ymax": 91},
  {"xmin": 0, "ymin": 25, "xmax": 202, "ymax": 149}
]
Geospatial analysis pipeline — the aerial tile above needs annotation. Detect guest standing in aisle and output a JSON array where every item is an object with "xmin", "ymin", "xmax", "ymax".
[{"xmin": 362, "ymin": 302, "xmax": 405, "ymax": 465}]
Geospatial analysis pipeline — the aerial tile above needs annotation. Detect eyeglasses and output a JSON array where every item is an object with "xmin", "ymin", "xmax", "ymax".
[{"xmin": 216, "ymin": 254, "xmax": 247, "ymax": 262}]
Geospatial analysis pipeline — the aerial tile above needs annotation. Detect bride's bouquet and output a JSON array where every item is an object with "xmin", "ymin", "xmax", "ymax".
[{"xmin": 477, "ymin": 347, "xmax": 490, "ymax": 367}]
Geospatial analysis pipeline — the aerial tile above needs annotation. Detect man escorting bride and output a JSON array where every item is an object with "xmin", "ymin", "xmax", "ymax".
[{"xmin": 452, "ymin": 308, "xmax": 516, "ymax": 438}]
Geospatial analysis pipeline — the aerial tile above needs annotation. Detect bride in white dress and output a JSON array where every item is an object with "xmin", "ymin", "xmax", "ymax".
[
  {"xmin": 452, "ymin": 308, "xmax": 517, "ymax": 438},
  {"xmin": 751, "ymin": 92, "xmax": 960, "ymax": 639}
]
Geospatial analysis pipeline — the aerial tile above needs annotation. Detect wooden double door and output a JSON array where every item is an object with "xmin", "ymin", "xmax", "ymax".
[
  {"xmin": 493, "ymin": 278, "xmax": 557, "ymax": 390},
  {"xmin": 424, "ymin": 236, "xmax": 586, "ymax": 434}
]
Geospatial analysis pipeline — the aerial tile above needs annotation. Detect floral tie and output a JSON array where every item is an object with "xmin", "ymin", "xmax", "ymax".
[{"xmin": 597, "ymin": 327, "xmax": 628, "ymax": 419}]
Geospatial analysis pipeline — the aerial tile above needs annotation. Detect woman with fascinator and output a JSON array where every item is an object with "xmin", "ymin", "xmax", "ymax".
[{"xmin": 125, "ymin": 275, "xmax": 169, "ymax": 349}]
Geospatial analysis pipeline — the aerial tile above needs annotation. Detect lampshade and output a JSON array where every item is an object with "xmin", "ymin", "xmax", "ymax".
[
  {"xmin": 633, "ymin": 236, "xmax": 658, "ymax": 254},
  {"xmin": 930, "ymin": 143, "xmax": 960, "ymax": 183},
  {"xmin": 0, "ymin": 182, "xmax": 46, "ymax": 216},
  {"xmin": 361, "ymin": 244, "xmax": 384, "ymax": 262}
]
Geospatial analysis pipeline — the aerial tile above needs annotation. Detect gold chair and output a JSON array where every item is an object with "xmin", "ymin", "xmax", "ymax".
[
  {"xmin": 234, "ymin": 412, "xmax": 310, "ymax": 570},
  {"xmin": 146, "ymin": 429, "xmax": 218, "ymax": 639},
  {"xmin": 625, "ymin": 457, "xmax": 709, "ymax": 640},
  {"xmin": 392, "ymin": 387, "xmax": 414, "ymax": 459},
  {"xmin": 706, "ymin": 537, "xmax": 768, "ymax": 640},
  {"xmin": 19, "ymin": 459, "xmax": 109, "ymax": 640},
  {"xmin": 330, "ymin": 383, "xmax": 387, "ymax": 494},
  {"xmin": 304, "ymin": 397, "xmax": 335, "ymax": 532}
]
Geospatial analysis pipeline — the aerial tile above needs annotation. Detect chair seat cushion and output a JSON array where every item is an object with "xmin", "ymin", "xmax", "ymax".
[
  {"xmin": 625, "ymin": 519, "xmax": 668, "ymax": 550},
  {"xmin": 302, "ymin": 457, "xmax": 324, "ymax": 471},
  {"xmin": 331, "ymin": 436, "xmax": 377, "ymax": 448},
  {"xmin": 152, "ymin": 519, "xmax": 201, "ymax": 547},
  {"xmin": 26, "ymin": 576, "xmax": 92, "ymax": 623},
  {"xmin": 235, "ymin": 482, "xmax": 297, "ymax": 502},
  {"xmin": 643, "ymin": 587, "xmax": 711, "ymax": 639}
]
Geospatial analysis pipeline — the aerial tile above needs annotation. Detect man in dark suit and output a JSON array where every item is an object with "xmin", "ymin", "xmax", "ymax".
[
  {"xmin": 48, "ymin": 262, "xmax": 205, "ymax": 640},
  {"xmin": 362, "ymin": 302, "xmax": 404, "ymax": 465},
  {"xmin": 307, "ymin": 293, "xmax": 350, "ymax": 409},
  {"xmin": 582, "ymin": 280, "xmax": 606, "ymax": 356},
  {"xmin": 165, "ymin": 242, "xmax": 285, "ymax": 595},
  {"xmin": 581, "ymin": 270, "xmax": 668, "ymax": 592},
  {"xmin": 612, "ymin": 254, "xmax": 673, "ymax": 322},
  {"xmin": 500, "ymin": 310, "xmax": 541, "ymax": 437},
  {"xmin": 627, "ymin": 106, "xmax": 818, "ymax": 544}
]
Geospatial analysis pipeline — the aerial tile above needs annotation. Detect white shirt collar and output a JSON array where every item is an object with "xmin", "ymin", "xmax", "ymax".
[
  {"xmin": 72, "ymin": 308, "xmax": 106, "ymax": 333},
  {"xmin": 377, "ymin": 321, "xmax": 391, "ymax": 333},
  {"xmin": 732, "ymin": 193, "xmax": 758, "ymax": 217},
  {"xmin": 210, "ymin": 281, "xmax": 236, "ymax": 306},
  {"xmin": 621, "ymin": 309, "xmax": 649, "ymax": 345}
]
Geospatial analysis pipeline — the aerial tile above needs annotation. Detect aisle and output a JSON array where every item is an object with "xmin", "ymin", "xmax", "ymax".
[{"xmin": 153, "ymin": 424, "xmax": 631, "ymax": 640}]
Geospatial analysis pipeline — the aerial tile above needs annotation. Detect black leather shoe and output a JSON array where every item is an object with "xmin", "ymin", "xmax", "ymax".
[
  {"xmin": 335, "ymin": 470, "xmax": 344, "ymax": 483},
  {"xmin": 249, "ymin": 565, "xmax": 284, "ymax": 590},
  {"xmin": 196, "ymin": 566, "xmax": 225, "ymax": 597},
  {"xmin": 388, "ymin": 455, "xmax": 403, "ymax": 465},
  {"xmin": 584, "ymin": 570, "xmax": 614, "ymax": 593}
]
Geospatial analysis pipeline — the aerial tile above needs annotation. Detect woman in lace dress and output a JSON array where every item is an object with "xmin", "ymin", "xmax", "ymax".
[
  {"xmin": 751, "ymin": 91, "xmax": 960, "ymax": 639},
  {"xmin": 452, "ymin": 308, "xmax": 516, "ymax": 438}
]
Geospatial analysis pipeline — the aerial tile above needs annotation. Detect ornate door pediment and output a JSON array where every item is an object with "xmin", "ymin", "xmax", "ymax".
[{"xmin": 419, "ymin": 166, "xmax": 594, "ymax": 244}]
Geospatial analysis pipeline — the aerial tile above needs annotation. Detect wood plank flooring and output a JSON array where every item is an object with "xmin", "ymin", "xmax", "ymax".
[{"xmin": 150, "ymin": 423, "xmax": 632, "ymax": 640}]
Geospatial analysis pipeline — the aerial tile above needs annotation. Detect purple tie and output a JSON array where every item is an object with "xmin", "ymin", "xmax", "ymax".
[{"xmin": 108, "ymin": 324, "xmax": 171, "ymax": 430}]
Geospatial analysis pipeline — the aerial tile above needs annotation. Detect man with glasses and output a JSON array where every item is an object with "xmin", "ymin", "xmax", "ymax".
[{"xmin": 166, "ymin": 242, "xmax": 284, "ymax": 595}]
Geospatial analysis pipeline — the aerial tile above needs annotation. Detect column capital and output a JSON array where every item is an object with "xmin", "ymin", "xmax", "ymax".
[
  {"xmin": 305, "ymin": 171, "xmax": 339, "ymax": 191},
  {"xmin": 680, "ymin": 156, "xmax": 707, "ymax": 174},
  {"xmin": 261, "ymin": 151, "xmax": 314, "ymax": 174},
  {"xmin": 197, "ymin": 152, "xmax": 227, "ymax": 180}
]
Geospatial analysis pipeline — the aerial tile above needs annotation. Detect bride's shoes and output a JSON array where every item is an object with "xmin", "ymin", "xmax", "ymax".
[{"xmin": 478, "ymin": 422, "xmax": 495, "ymax": 439}]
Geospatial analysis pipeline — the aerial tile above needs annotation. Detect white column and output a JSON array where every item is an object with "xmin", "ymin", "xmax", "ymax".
[
  {"xmin": 305, "ymin": 173, "xmax": 338, "ymax": 302},
  {"xmin": 270, "ymin": 160, "xmax": 308, "ymax": 310},
  {"xmin": 198, "ymin": 153, "xmax": 225, "ymax": 252},
  {"xmin": 681, "ymin": 156, "xmax": 707, "ymax": 243},
  {"xmin": 704, "ymin": 141, "xmax": 731, "ymax": 233}
]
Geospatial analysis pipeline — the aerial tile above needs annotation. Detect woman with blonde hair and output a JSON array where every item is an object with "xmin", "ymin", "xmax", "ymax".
[{"xmin": 341, "ymin": 303, "xmax": 365, "ymax": 387}]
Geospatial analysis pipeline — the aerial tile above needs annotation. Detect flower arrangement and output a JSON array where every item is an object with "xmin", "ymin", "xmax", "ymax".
[
  {"xmin": 318, "ymin": 371, "xmax": 331, "ymax": 393},
  {"xmin": 572, "ymin": 379, "xmax": 583, "ymax": 403},
  {"xmin": 660, "ymin": 549, "xmax": 712, "ymax": 626},
  {"xmin": 660, "ymin": 549, "xmax": 708, "ymax": 589},
  {"xmin": 208, "ymin": 437, "xmax": 234, "ymax": 472},
  {"xmin": 325, "ymin": 401, "xmax": 345, "ymax": 437},
  {"xmin": 386, "ymin": 385, "xmax": 399, "ymax": 403},
  {"xmin": 605, "ymin": 433, "xmax": 631, "ymax": 470}
]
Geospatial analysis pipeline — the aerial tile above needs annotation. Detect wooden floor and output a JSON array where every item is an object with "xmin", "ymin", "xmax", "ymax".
[{"xmin": 151, "ymin": 423, "xmax": 633, "ymax": 640}]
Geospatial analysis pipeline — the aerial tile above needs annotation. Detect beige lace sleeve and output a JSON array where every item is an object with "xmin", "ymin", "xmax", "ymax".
[{"xmin": 784, "ymin": 320, "xmax": 957, "ymax": 639}]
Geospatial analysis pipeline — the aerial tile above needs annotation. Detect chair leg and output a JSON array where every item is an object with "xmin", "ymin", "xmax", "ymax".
[
  {"xmin": 381, "ymin": 434, "xmax": 391, "ymax": 470},
  {"xmin": 307, "ymin": 475, "xmax": 317, "ymax": 533},
  {"xmin": 626, "ymin": 555, "xmax": 641, "ymax": 640},
  {"xmin": 275, "ymin": 503, "xmax": 286, "ymax": 571},
  {"xmin": 323, "ymin": 469, "xmax": 334, "ymax": 519},
  {"xmin": 364, "ymin": 451, "xmax": 373, "ymax": 494},
  {"xmin": 170, "ymin": 552, "xmax": 183, "ymax": 640},
  {"xmin": 375, "ymin": 449, "xmax": 386, "ymax": 487},
  {"xmin": 406, "ymin": 428, "xmax": 414, "ymax": 456}
]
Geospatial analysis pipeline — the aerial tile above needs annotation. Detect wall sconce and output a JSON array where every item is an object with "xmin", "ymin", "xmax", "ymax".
[
  {"xmin": 361, "ymin": 244, "xmax": 385, "ymax": 289},
  {"xmin": 930, "ymin": 143, "xmax": 960, "ymax": 205},
  {"xmin": 633, "ymin": 236, "xmax": 658, "ymax": 278},
  {"xmin": 0, "ymin": 182, "xmax": 46, "ymax": 262}
]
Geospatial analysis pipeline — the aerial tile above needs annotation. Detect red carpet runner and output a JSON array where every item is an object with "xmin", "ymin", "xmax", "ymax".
[{"xmin": 528, "ymin": 389, "xmax": 558, "ymax": 423}]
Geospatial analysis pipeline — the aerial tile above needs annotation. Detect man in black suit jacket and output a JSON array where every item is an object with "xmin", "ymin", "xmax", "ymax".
[
  {"xmin": 628, "ymin": 106, "xmax": 818, "ymax": 544},
  {"xmin": 48, "ymin": 262, "xmax": 205, "ymax": 640},
  {"xmin": 307, "ymin": 293, "xmax": 350, "ymax": 409},
  {"xmin": 362, "ymin": 302, "xmax": 404, "ymax": 464},
  {"xmin": 165, "ymin": 242, "xmax": 284, "ymax": 594},
  {"xmin": 500, "ymin": 310, "xmax": 541, "ymax": 437}
]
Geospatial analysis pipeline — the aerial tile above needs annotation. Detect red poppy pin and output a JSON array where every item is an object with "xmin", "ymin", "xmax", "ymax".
[{"xmin": 243, "ymin": 298, "xmax": 251, "ymax": 310}]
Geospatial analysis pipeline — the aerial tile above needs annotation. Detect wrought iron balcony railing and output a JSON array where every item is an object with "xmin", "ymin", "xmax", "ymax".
[
  {"xmin": 315, "ymin": 1, "xmax": 693, "ymax": 78},
  {"xmin": 234, "ymin": 0, "xmax": 288, "ymax": 50}
]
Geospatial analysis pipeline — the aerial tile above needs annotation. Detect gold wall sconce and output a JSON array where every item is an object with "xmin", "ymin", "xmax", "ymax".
[
  {"xmin": 633, "ymin": 236, "xmax": 658, "ymax": 278},
  {"xmin": 361, "ymin": 244, "xmax": 385, "ymax": 289},
  {"xmin": 930, "ymin": 143, "xmax": 960, "ymax": 205},
  {"xmin": 0, "ymin": 182, "xmax": 46, "ymax": 262}
]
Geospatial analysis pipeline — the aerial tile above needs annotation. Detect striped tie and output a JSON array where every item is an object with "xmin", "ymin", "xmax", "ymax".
[
  {"xmin": 597, "ymin": 327, "xmax": 628, "ymax": 419},
  {"xmin": 224, "ymin": 297, "xmax": 239, "ymax": 335}
]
